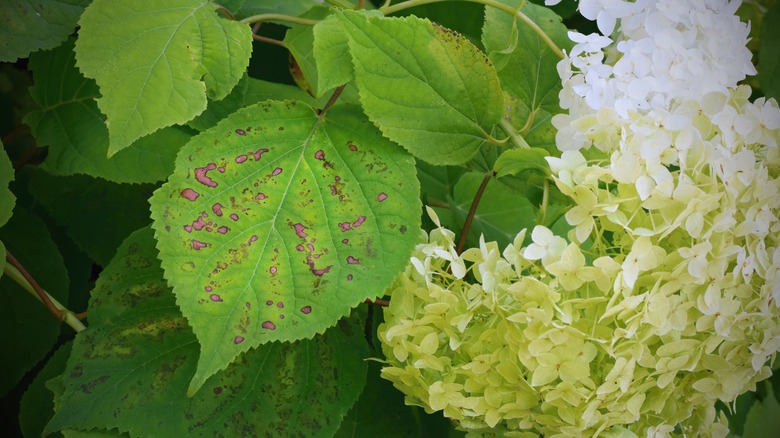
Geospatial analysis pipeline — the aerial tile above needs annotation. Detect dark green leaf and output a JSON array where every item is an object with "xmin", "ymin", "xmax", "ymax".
[
  {"xmin": 0, "ymin": 208, "xmax": 69, "ymax": 397},
  {"xmin": 19, "ymin": 342, "xmax": 72, "ymax": 438},
  {"xmin": 0, "ymin": 0, "xmax": 88, "ymax": 62},
  {"xmin": 45, "ymin": 227, "xmax": 369, "ymax": 437},
  {"xmin": 0, "ymin": 143, "xmax": 14, "ymax": 227},
  {"xmin": 743, "ymin": 382, "xmax": 780, "ymax": 438},
  {"xmin": 150, "ymin": 101, "xmax": 419, "ymax": 394},
  {"xmin": 493, "ymin": 147, "xmax": 550, "ymax": 178},
  {"xmin": 27, "ymin": 171, "xmax": 155, "ymax": 265}
]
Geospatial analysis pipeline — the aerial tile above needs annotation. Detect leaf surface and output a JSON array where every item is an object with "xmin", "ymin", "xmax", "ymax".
[
  {"xmin": 0, "ymin": 143, "xmax": 14, "ymax": 227},
  {"xmin": 760, "ymin": 2, "xmax": 780, "ymax": 100},
  {"xmin": 0, "ymin": 208, "xmax": 69, "ymax": 397},
  {"xmin": 150, "ymin": 101, "xmax": 419, "ymax": 394},
  {"xmin": 74, "ymin": 0, "xmax": 252, "ymax": 155},
  {"xmin": 25, "ymin": 39, "xmax": 191, "ymax": 183},
  {"xmin": 45, "ymin": 227, "xmax": 369, "ymax": 436},
  {"xmin": 28, "ymin": 171, "xmax": 156, "ymax": 265},
  {"xmin": 326, "ymin": 10, "xmax": 504, "ymax": 165},
  {"xmin": 19, "ymin": 342, "xmax": 72, "ymax": 438},
  {"xmin": 0, "ymin": 0, "xmax": 88, "ymax": 62},
  {"xmin": 482, "ymin": 0, "xmax": 571, "ymax": 148}
]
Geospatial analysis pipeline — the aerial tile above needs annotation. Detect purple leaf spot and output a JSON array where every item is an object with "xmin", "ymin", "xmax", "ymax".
[
  {"xmin": 342, "ymin": 239, "xmax": 349, "ymax": 244},
  {"xmin": 218, "ymin": 166, "xmax": 225, "ymax": 173},
  {"xmin": 235, "ymin": 129, "xmax": 246, "ymax": 135},
  {"xmin": 192, "ymin": 216, "xmax": 208, "ymax": 231},
  {"xmin": 235, "ymin": 155, "xmax": 248, "ymax": 164},
  {"xmin": 210, "ymin": 294, "xmax": 223, "ymax": 302},
  {"xmin": 205, "ymin": 227, "xmax": 213, "ymax": 232},
  {"xmin": 378, "ymin": 192, "xmax": 388, "ymax": 202},
  {"xmin": 234, "ymin": 336, "xmax": 244, "ymax": 344},
  {"xmin": 213, "ymin": 387, "xmax": 223, "ymax": 394},
  {"xmin": 271, "ymin": 167, "xmax": 282, "ymax": 176},
  {"xmin": 205, "ymin": 286, "xmax": 213, "ymax": 292},
  {"xmin": 335, "ymin": 176, "xmax": 341, "ymax": 181},
  {"xmin": 262, "ymin": 321, "xmax": 276, "ymax": 330},
  {"xmin": 256, "ymin": 192, "xmax": 268, "ymax": 200},
  {"xmin": 330, "ymin": 185, "xmax": 338, "ymax": 196},
  {"xmin": 252, "ymin": 148, "xmax": 269, "ymax": 161},
  {"xmin": 217, "ymin": 226, "xmax": 229, "ymax": 234},
  {"xmin": 306, "ymin": 243, "xmax": 315, "ymax": 252},
  {"xmin": 296, "ymin": 244, "xmax": 305, "ymax": 252},
  {"xmin": 307, "ymin": 254, "xmax": 332, "ymax": 276},
  {"xmin": 347, "ymin": 274, "xmax": 353, "ymax": 281},
  {"xmin": 301, "ymin": 306, "xmax": 312, "ymax": 314},
  {"xmin": 195, "ymin": 163, "xmax": 218, "ymax": 187},
  {"xmin": 293, "ymin": 223, "xmax": 308, "ymax": 238},
  {"xmin": 192, "ymin": 240, "xmax": 207, "ymax": 250},
  {"xmin": 230, "ymin": 213, "xmax": 239, "ymax": 221},
  {"xmin": 181, "ymin": 188, "xmax": 200, "ymax": 201},
  {"xmin": 246, "ymin": 301, "xmax": 251, "ymax": 309},
  {"xmin": 266, "ymin": 300, "xmax": 273, "ymax": 306},
  {"xmin": 349, "ymin": 143, "xmax": 358, "ymax": 151},
  {"xmin": 184, "ymin": 225, "xmax": 193, "ymax": 233},
  {"xmin": 248, "ymin": 235, "xmax": 258, "ymax": 246},
  {"xmin": 314, "ymin": 150, "xmax": 325, "ymax": 160},
  {"xmin": 270, "ymin": 266, "xmax": 277, "ymax": 275},
  {"xmin": 338, "ymin": 222, "xmax": 352, "ymax": 232},
  {"xmin": 352, "ymin": 216, "xmax": 366, "ymax": 228},
  {"xmin": 212, "ymin": 203, "xmax": 224, "ymax": 216},
  {"xmin": 347, "ymin": 256, "xmax": 360, "ymax": 264},
  {"xmin": 276, "ymin": 302, "xmax": 284, "ymax": 309},
  {"xmin": 279, "ymin": 314, "xmax": 285, "ymax": 319}
]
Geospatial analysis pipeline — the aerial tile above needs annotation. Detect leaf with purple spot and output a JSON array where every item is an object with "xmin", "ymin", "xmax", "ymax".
[{"xmin": 150, "ymin": 100, "xmax": 419, "ymax": 395}]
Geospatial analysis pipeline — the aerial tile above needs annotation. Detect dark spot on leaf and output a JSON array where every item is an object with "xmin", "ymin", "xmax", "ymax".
[
  {"xmin": 210, "ymin": 294, "xmax": 223, "ymax": 302},
  {"xmin": 213, "ymin": 386, "xmax": 223, "ymax": 394},
  {"xmin": 399, "ymin": 225, "xmax": 408, "ymax": 234},
  {"xmin": 235, "ymin": 129, "xmax": 246, "ymax": 135},
  {"xmin": 194, "ymin": 163, "xmax": 218, "ymax": 187},
  {"xmin": 192, "ymin": 240, "xmax": 207, "ymax": 250},
  {"xmin": 234, "ymin": 336, "xmax": 244, "ymax": 344},
  {"xmin": 347, "ymin": 274, "xmax": 353, "ymax": 281},
  {"xmin": 252, "ymin": 148, "xmax": 269, "ymax": 161},
  {"xmin": 212, "ymin": 203, "xmax": 223, "ymax": 216},
  {"xmin": 217, "ymin": 226, "xmax": 228, "ymax": 234},
  {"xmin": 80, "ymin": 375, "xmax": 110, "ymax": 394},
  {"xmin": 352, "ymin": 216, "xmax": 366, "ymax": 228},
  {"xmin": 301, "ymin": 306, "xmax": 312, "ymax": 314},
  {"xmin": 181, "ymin": 188, "xmax": 199, "ymax": 201},
  {"xmin": 378, "ymin": 192, "xmax": 388, "ymax": 202},
  {"xmin": 347, "ymin": 256, "xmax": 359, "ymax": 264},
  {"xmin": 262, "ymin": 321, "xmax": 276, "ymax": 330},
  {"xmin": 271, "ymin": 167, "xmax": 282, "ymax": 176},
  {"xmin": 235, "ymin": 154, "xmax": 248, "ymax": 163}
]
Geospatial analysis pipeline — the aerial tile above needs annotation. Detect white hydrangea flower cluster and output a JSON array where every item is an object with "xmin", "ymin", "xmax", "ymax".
[{"xmin": 378, "ymin": 0, "xmax": 780, "ymax": 436}]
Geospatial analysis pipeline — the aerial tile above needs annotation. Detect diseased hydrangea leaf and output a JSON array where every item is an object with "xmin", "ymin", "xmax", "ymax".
[
  {"xmin": 0, "ymin": 0, "xmax": 88, "ymax": 62},
  {"xmin": 44, "ymin": 227, "xmax": 369, "ymax": 437},
  {"xmin": 150, "ymin": 100, "xmax": 419, "ymax": 395},
  {"xmin": 19, "ymin": 342, "xmax": 72, "ymax": 438},
  {"xmin": 25, "ymin": 38, "xmax": 191, "ymax": 183},
  {"xmin": 74, "ymin": 0, "xmax": 252, "ymax": 155},
  {"xmin": 318, "ymin": 10, "xmax": 504, "ymax": 165}
]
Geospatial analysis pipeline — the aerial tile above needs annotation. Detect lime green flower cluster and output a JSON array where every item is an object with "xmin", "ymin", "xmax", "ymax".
[{"xmin": 377, "ymin": 88, "xmax": 780, "ymax": 436}]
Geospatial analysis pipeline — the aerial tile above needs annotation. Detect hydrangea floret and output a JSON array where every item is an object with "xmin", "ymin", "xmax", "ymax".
[{"xmin": 377, "ymin": 0, "xmax": 780, "ymax": 436}]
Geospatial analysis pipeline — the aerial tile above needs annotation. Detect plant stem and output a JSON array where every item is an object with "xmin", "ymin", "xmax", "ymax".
[
  {"xmin": 499, "ymin": 118, "xmax": 530, "ymax": 149},
  {"xmin": 1, "ymin": 124, "xmax": 28, "ymax": 145},
  {"xmin": 456, "ymin": 171, "xmax": 494, "ymax": 254},
  {"xmin": 319, "ymin": 84, "xmax": 347, "ymax": 117},
  {"xmin": 252, "ymin": 34, "xmax": 284, "ymax": 46},
  {"xmin": 539, "ymin": 177, "xmax": 549, "ymax": 225},
  {"xmin": 364, "ymin": 298, "xmax": 390, "ymax": 307},
  {"xmin": 240, "ymin": 13, "xmax": 318, "ymax": 26},
  {"xmin": 4, "ymin": 252, "xmax": 86, "ymax": 332},
  {"xmin": 210, "ymin": 2, "xmax": 235, "ymax": 20},
  {"xmin": 380, "ymin": 0, "xmax": 565, "ymax": 59}
]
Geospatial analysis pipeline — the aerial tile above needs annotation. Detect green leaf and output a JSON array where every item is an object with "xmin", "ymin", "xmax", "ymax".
[
  {"xmin": 45, "ymin": 227, "xmax": 369, "ymax": 436},
  {"xmin": 493, "ymin": 147, "xmax": 550, "ymax": 178},
  {"xmin": 760, "ymin": 2, "xmax": 780, "ymax": 100},
  {"xmin": 238, "ymin": 0, "xmax": 327, "ymax": 20},
  {"xmin": 74, "ymin": 0, "xmax": 253, "ymax": 155},
  {"xmin": 0, "ymin": 143, "xmax": 14, "ymax": 227},
  {"xmin": 150, "ymin": 100, "xmax": 419, "ymax": 394},
  {"xmin": 482, "ymin": 0, "xmax": 571, "ymax": 148},
  {"xmin": 330, "ymin": 10, "xmax": 504, "ymax": 165},
  {"xmin": 25, "ymin": 38, "xmax": 192, "ymax": 183},
  {"xmin": 0, "ymin": 207, "xmax": 69, "ymax": 397},
  {"xmin": 188, "ymin": 74, "xmax": 317, "ymax": 131},
  {"xmin": 743, "ymin": 382, "xmax": 780, "ymax": 438},
  {"xmin": 310, "ymin": 11, "xmax": 360, "ymax": 97},
  {"xmin": 0, "ymin": 0, "xmax": 88, "ymax": 62},
  {"xmin": 27, "ymin": 171, "xmax": 156, "ymax": 266},
  {"xmin": 451, "ymin": 172, "xmax": 536, "ymax": 248},
  {"xmin": 19, "ymin": 342, "xmax": 72, "ymax": 438},
  {"xmin": 335, "ymin": 362, "xmax": 451, "ymax": 438}
]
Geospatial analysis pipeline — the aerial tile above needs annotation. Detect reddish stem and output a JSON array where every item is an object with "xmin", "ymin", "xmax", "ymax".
[
  {"xmin": 456, "ymin": 171, "xmax": 494, "ymax": 254},
  {"xmin": 6, "ymin": 250, "xmax": 64, "ymax": 321}
]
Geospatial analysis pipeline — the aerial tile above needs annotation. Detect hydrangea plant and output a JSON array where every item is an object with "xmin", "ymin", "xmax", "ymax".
[{"xmin": 378, "ymin": 0, "xmax": 780, "ymax": 436}]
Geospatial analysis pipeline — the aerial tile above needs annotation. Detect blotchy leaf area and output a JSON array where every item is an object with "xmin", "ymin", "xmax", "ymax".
[
  {"xmin": 45, "ymin": 228, "xmax": 369, "ymax": 437},
  {"xmin": 75, "ymin": 0, "xmax": 252, "ymax": 155},
  {"xmin": 150, "ymin": 100, "xmax": 419, "ymax": 394}
]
